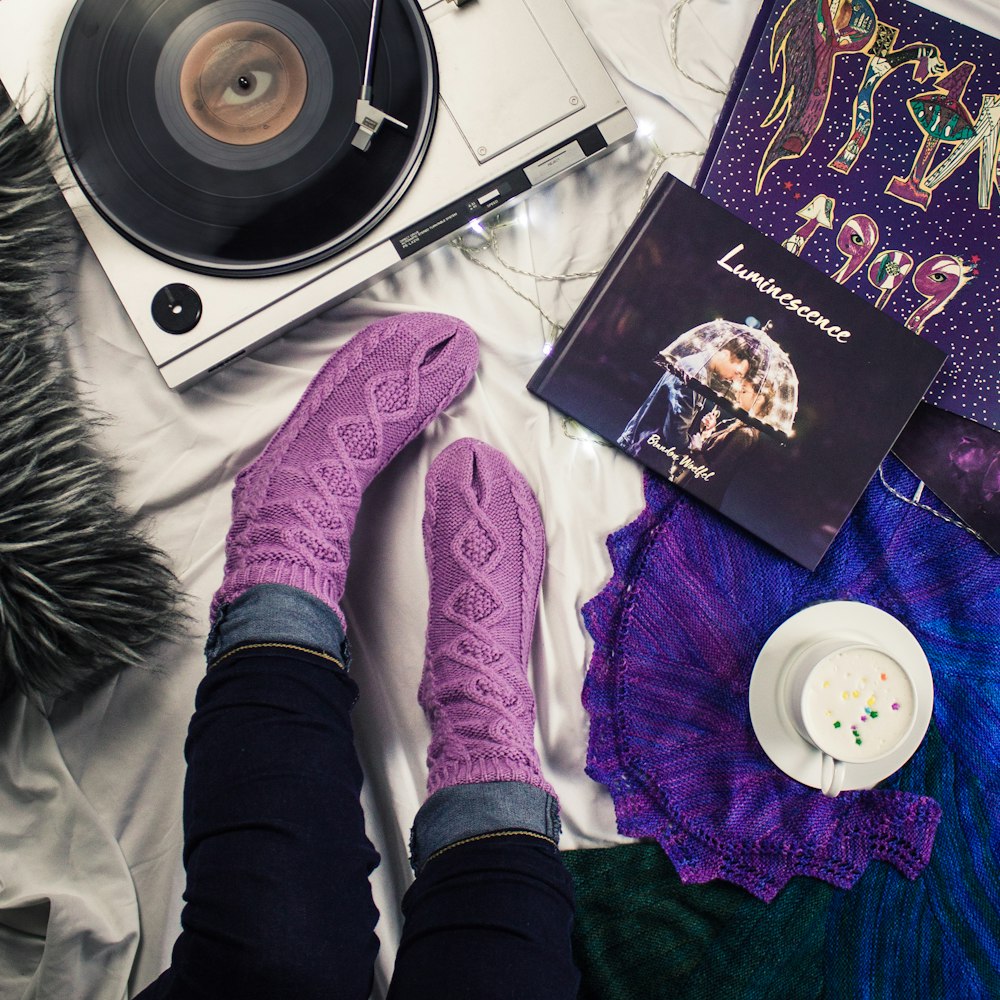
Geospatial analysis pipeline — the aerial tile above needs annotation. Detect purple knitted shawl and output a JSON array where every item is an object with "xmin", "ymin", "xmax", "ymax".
[{"xmin": 582, "ymin": 456, "xmax": 998, "ymax": 902}]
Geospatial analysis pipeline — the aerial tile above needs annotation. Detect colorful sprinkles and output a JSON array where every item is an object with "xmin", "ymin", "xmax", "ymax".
[{"xmin": 809, "ymin": 649, "xmax": 913, "ymax": 760}]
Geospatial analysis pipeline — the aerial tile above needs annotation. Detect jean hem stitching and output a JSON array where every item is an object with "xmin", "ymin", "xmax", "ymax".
[
  {"xmin": 423, "ymin": 829, "xmax": 557, "ymax": 867},
  {"xmin": 208, "ymin": 642, "xmax": 345, "ymax": 672}
]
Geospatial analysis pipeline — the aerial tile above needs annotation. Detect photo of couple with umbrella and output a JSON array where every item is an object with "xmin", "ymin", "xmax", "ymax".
[{"xmin": 618, "ymin": 317, "xmax": 798, "ymax": 507}]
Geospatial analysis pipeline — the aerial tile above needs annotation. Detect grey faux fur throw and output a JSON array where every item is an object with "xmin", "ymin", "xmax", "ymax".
[{"xmin": 0, "ymin": 92, "xmax": 184, "ymax": 702}]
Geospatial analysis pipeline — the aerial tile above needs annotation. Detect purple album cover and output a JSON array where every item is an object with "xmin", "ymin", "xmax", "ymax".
[
  {"xmin": 528, "ymin": 174, "xmax": 945, "ymax": 570},
  {"xmin": 893, "ymin": 402, "xmax": 1000, "ymax": 552},
  {"xmin": 696, "ymin": 0, "xmax": 1000, "ymax": 432}
]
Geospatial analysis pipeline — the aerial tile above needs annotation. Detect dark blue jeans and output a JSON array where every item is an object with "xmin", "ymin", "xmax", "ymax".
[{"xmin": 135, "ymin": 586, "xmax": 578, "ymax": 1000}]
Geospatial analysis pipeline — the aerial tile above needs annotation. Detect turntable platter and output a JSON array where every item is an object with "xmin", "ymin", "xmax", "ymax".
[{"xmin": 55, "ymin": 0, "xmax": 436, "ymax": 275}]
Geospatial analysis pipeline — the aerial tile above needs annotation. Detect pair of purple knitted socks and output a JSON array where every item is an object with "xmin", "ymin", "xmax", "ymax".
[{"xmin": 212, "ymin": 312, "xmax": 553, "ymax": 799}]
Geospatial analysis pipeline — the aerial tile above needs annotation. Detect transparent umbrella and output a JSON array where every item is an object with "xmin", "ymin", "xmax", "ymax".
[{"xmin": 656, "ymin": 317, "xmax": 799, "ymax": 440}]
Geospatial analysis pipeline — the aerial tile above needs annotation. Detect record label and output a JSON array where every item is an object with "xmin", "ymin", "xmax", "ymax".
[{"xmin": 179, "ymin": 20, "xmax": 308, "ymax": 145}]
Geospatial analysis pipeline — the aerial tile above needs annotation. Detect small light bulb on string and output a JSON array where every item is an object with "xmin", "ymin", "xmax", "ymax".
[{"xmin": 636, "ymin": 118, "xmax": 657, "ymax": 140}]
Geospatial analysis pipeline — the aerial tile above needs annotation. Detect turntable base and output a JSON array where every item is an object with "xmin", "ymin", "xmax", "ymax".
[{"xmin": 0, "ymin": 0, "xmax": 635, "ymax": 389}]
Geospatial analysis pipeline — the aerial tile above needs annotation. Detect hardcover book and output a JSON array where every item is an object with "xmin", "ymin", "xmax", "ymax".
[
  {"xmin": 528, "ymin": 175, "xmax": 945, "ymax": 569},
  {"xmin": 696, "ymin": 0, "xmax": 1000, "ymax": 433}
]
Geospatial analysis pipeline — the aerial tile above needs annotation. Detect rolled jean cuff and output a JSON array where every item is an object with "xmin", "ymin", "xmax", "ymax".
[
  {"xmin": 205, "ymin": 583, "xmax": 350, "ymax": 670},
  {"xmin": 409, "ymin": 781, "xmax": 561, "ymax": 872}
]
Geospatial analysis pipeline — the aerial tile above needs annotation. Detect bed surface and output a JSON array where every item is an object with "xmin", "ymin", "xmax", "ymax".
[{"xmin": 1, "ymin": 1, "xmax": 996, "ymax": 997}]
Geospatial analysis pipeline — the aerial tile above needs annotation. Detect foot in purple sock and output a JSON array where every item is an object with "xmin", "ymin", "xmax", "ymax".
[
  {"xmin": 211, "ymin": 313, "xmax": 479, "ymax": 626},
  {"xmin": 419, "ymin": 438, "xmax": 555, "ymax": 798}
]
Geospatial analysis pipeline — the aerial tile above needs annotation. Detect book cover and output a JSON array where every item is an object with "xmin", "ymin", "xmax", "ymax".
[
  {"xmin": 695, "ymin": 0, "xmax": 1000, "ymax": 433},
  {"xmin": 528, "ymin": 174, "xmax": 945, "ymax": 570}
]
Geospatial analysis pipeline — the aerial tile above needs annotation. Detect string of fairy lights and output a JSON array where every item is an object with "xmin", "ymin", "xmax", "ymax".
[
  {"xmin": 450, "ymin": 0, "xmax": 723, "ymax": 355},
  {"xmin": 449, "ymin": 0, "xmax": 985, "ymax": 541},
  {"xmin": 877, "ymin": 465, "xmax": 985, "ymax": 541},
  {"xmin": 668, "ymin": 0, "xmax": 729, "ymax": 96},
  {"xmin": 446, "ymin": 0, "xmax": 716, "ymax": 444},
  {"xmin": 450, "ymin": 137, "xmax": 701, "ymax": 353}
]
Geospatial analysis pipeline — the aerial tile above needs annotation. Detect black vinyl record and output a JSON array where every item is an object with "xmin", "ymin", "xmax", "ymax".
[{"xmin": 55, "ymin": 0, "xmax": 436, "ymax": 275}]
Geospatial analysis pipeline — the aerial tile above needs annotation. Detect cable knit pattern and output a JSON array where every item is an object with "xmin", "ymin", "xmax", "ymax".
[
  {"xmin": 576, "ymin": 455, "xmax": 999, "ymax": 904},
  {"xmin": 211, "ymin": 313, "xmax": 479, "ymax": 625},
  {"xmin": 419, "ymin": 439, "xmax": 555, "ymax": 797}
]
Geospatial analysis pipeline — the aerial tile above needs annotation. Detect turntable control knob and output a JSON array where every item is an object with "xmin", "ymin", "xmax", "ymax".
[{"xmin": 152, "ymin": 284, "xmax": 203, "ymax": 334}]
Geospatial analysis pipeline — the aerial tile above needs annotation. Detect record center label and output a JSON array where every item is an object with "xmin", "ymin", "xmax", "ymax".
[{"xmin": 179, "ymin": 20, "xmax": 307, "ymax": 145}]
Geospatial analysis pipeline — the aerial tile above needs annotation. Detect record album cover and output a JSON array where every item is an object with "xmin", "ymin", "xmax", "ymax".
[
  {"xmin": 696, "ymin": 0, "xmax": 1000, "ymax": 432},
  {"xmin": 529, "ymin": 175, "xmax": 946, "ymax": 569},
  {"xmin": 893, "ymin": 402, "xmax": 1000, "ymax": 553}
]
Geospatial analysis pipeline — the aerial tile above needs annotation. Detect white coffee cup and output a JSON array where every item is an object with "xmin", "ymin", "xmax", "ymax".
[{"xmin": 784, "ymin": 639, "xmax": 919, "ymax": 797}]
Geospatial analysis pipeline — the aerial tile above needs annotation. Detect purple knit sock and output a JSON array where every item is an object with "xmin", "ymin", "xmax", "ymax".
[
  {"xmin": 211, "ymin": 313, "xmax": 479, "ymax": 626},
  {"xmin": 419, "ymin": 438, "xmax": 555, "ymax": 798}
]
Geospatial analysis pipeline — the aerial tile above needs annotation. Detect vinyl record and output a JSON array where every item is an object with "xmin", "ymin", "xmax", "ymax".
[{"xmin": 55, "ymin": 0, "xmax": 436, "ymax": 275}]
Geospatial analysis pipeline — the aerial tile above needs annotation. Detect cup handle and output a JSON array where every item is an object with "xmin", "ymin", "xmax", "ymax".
[{"xmin": 821, "ymin": 753, "xmax": 846, "ymax": 798}]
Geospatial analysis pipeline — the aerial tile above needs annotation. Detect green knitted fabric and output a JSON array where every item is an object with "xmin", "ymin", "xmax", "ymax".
[
  {"xmin": 564, "ymin": 722, "xmax": 999, "ymax": 999},
  {"xmin": 563, "ymin": 842, "xmax": 832, "ymax": 1000}
]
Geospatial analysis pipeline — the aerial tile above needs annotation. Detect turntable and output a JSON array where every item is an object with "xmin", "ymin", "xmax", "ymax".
[{"xmin": 0, "ymin": 0, "xmax": 635, "ymax": 389}]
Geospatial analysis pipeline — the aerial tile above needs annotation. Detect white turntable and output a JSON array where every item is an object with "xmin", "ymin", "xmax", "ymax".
[{"xmin": 0, "ymin": 0, "xmax": 634, "ymax": 389}]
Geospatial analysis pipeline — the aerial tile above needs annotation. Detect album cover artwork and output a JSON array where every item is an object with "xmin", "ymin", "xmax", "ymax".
[
  {"xmin": 528, "ymin": 175, "xmax": 945, "ymax": 569},
  {"xmin": 893, "ymin": 402, "xmax": 1000, "ymax": 553},
  {"xmin": 696, "ymin": 0, "xmax": 1000, "ymax": 433}
]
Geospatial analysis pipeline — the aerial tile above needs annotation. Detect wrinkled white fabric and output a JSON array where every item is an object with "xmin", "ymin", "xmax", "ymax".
[
  {"xmin": 1, "ymin": 2, "xmax": 994, "ymax": 998},
  {"xmin": 0, "ymin": 696, "xmax": 137, "ymax": 1000}
]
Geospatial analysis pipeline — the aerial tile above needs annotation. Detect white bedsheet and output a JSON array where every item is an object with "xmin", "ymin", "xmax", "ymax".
[{"xmin": 1, "ymin": 1, "xmax": 994, "ymax": 997}]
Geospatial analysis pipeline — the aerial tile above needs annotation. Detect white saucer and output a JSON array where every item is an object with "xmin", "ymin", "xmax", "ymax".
[{"xmin": 748, "ymin": 601, "xmax": 933, "ymax": 792}]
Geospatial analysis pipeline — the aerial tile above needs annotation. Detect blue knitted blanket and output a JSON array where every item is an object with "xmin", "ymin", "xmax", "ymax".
[{"xmin": 580, "ymin": 456, "xmax": 999, "ymax": 996}]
